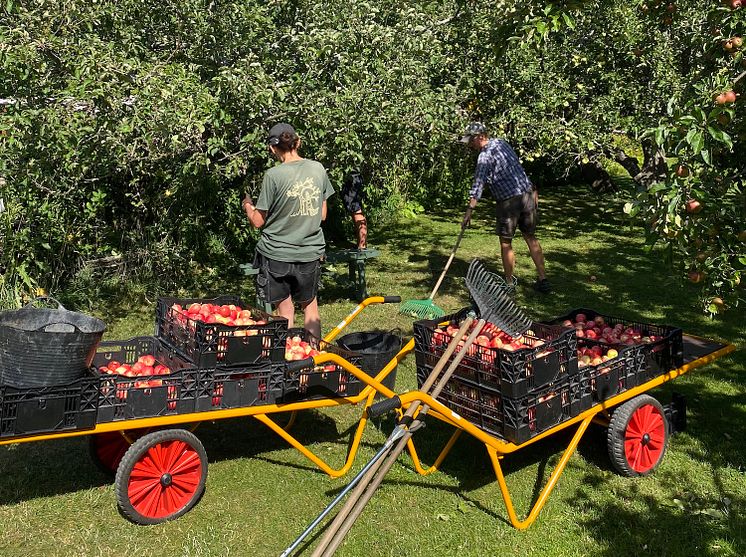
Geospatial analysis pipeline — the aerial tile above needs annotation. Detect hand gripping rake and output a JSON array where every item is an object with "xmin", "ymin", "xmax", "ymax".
[{"xmin": 280, "ymin": 259, "xmax": 531, "ymax": 557}]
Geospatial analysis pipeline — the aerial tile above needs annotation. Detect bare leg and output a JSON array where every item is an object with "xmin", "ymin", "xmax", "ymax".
[
  {"xmin": 301, "ymin": 297, "xmax": 321, "ymax": 341},
  {"xmin": 523, "ymin": 233, "xmax": 547, "ymax": 280},
  {"xmin": 352, "ymin": 212, "xmax": 367, "ymax": 249},
  {"xmin": 500, "ymin": 237, "xmax": 515, "ymax": 283},
  {"xmin": 276, "ymin": 296, "xmax": 295, "ymax": 328}
]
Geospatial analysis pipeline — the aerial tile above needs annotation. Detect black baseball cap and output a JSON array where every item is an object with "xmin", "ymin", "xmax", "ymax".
[
  {"xmin": 267, "ymin": 123, "xmax": 297, "ymax": 146},
  {"xmin": 460, "ymin": 122, "xmax": 488, "ymax": 143}
]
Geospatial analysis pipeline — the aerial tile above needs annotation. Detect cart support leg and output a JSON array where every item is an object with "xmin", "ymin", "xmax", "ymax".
[
  {"xmin": 252, "ymin": 411, "xmax": 369, "ymax": 479},
  {"xmin": 405, "ymin": 429, "xmax": 462, "ymax": 476},
  {"xmin": 487, "ymin": 415, "xmax": 593, "ymax": 530}
]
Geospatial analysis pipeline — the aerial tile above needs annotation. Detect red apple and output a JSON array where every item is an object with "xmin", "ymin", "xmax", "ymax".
[
  {"xmin": 138, "ymin": 354, "xmax": 156, "ymax": 367},
  {"xmin": 575, "ymin": 313, "xmax": 587, "ymax": 323},
  {"xmin": 685, "ymin": 199, "xmax": 702, "ymax": 214}
]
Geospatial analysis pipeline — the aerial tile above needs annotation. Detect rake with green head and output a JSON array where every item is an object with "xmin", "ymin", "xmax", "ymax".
[{"xmin": 399, "ymin": 224, "xmax": 467, "ymax": 320}]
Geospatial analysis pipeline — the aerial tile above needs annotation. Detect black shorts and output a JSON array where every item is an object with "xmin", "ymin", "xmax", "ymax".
[
  {"xmin": 254, "ymin": 252, "xmax": 321, "ymax": 305},
  {"xmin": 341, "ymin": 173, "xmax": 364, "ymax": 214},
  {"xmin": 496, "ymin": 191, "xmax": 537, "ymax": 239}
]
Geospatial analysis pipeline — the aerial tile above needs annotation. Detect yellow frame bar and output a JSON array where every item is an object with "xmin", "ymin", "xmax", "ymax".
[
  {"xmin": 400, "ymin": 339, "xmax": 735, "ymax": 529},
  {"xmin": 0, "ymin": 297, "xmax": 412, "ymax": 478}
]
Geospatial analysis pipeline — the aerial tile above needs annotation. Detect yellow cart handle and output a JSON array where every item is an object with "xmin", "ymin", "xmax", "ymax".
[{"xmin": 322, "ymin": 295, "xmax": 400, "ymax": 344}]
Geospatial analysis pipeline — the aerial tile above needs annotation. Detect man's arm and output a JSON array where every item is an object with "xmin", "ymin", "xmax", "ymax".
[
  {"xmin": 321, "ymin": 199, "xmax": 328, "ymax": 221},
  {"xmin": 462, "ymin": 196, "xmax": 478, "ymax": 228},
  {"xmin": 243, "ymin": 195, "xmax": 266, "ymax": 228}
]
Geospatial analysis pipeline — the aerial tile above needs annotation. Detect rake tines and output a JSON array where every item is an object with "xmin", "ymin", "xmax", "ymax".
[{"xmin": 465, "ymin": 259, "xmax": 533, "ymax": 338}]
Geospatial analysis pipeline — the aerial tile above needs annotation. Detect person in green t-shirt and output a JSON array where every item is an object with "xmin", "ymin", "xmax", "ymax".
[{"xmin": 243, "ymin": 123, "xmax": 334, "ymax": 341}]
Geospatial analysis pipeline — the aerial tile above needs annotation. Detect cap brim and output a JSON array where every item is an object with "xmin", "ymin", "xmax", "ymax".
[{"xmin": 460, "ymin": 135, "xmax": 473, "ymax": 144}]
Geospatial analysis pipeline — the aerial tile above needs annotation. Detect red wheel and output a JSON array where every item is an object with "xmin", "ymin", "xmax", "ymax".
[
  {"xmin": 115, "ymin": 429, "xmax": 207, "ymax": 524},
  {"xmin": 607, "ymin": 394, "xmax": 669, "ymax": 477},
  {"xmin": 90, "ymin": 432, "xmax": 132, "ymax": 475}
]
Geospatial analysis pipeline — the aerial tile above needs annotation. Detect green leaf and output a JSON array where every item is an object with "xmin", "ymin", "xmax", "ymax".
[
  {"xmin": 562, "ymin": 12, "xmax": 575, "ymax": 29},
  {"xmin": 701, "ymin": 149, "xmax": 711, "ymax": 165},
  {"xmin": 690, "ymin": 131, "xmax": 704, "ymax": 155},
  {"xmin": 648, "ymin": 183, "xmax": 668, "ymax": 194}
]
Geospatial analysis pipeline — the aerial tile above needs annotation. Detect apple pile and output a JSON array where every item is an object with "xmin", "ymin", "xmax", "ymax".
[
  {"xmin": 432, "ymin": 321, "xmax": 544, "ymax": 353},
  {"xmin": 560, "ymin": 313, "xmax": 660, "ymax": 346},
  {"xmin": 285, "ymin": 335, "xmax": 336, "ymax": 373},
  {"xmin": 285, "ymin": 335, "xmax": 322, "ymax": 360},
  {"xmin": 97, "ymin": 354, "xmax": 172, "ymax": 378},
  {"xmin": 577, "ymin": 346, "xmax": 620, "ymax": 369},
  {"xmin": 170, "ymin": 303, "xmax": 267, "ymax": 336},
  {"xmin": 97, "ymin": 354, "xmax": 175, "ymax": 401}
]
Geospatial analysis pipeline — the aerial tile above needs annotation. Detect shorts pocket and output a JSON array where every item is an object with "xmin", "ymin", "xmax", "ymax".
[
  {"xmin": 255, "ymin": 272, "xmax": 269, "ymax": 303},
  {"xmin": 267, "ymin": 259, "xmax": 293, "ymax": 278},
  {"xmin": 296, "ymin": 260, "xmax": 320, "ymax": 277}
]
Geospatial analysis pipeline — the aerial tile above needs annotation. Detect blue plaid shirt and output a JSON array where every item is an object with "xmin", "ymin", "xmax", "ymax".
[{"xmin": 469, "ymin": 139, "xmax": 533, "ymax": 201}]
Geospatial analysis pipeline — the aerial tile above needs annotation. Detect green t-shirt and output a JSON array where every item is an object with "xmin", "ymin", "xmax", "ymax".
[{"xmin": 255, "ymin": 159, "xmax": 334, "ymax": 262}]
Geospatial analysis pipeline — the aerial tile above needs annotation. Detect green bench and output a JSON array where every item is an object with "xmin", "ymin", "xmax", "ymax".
[
  {"xmin": 238, "ymin": 263, "xmax": 274, "ymax": 313},
  {"xmin": 239, "ymin": 247, "xmax": 380, "ymax": 305},
  {"xmin": 324, "ymin": 247, "xmax": 380, "ymax": 301}
]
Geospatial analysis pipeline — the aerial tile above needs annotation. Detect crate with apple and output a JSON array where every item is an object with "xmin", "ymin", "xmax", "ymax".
[
  {"xmin": 0, "ymin": 372, "xmax": 99, "ymax": 438},
  {"xmin": 421, "ymin": 366, "xmax": 593, "ymax": 445},
  {"xmin": 278, "ymin": 329, "xmax": 364, "ymax": 402},
  {"xmin": 575, "ymin": 343, "xmax": 642, "ymax": 402},
  {"xmin": 193, "ymin": 367, "xmax": 280, "ymax": 411},
  {"xmin": 155, "ymin": 295, "xmax": 289, "ymax": 368},
  {"xmin": 413, "ymin": 308, "xmax": 578, "ymax": 398},
  {"xmin": 545, "ymin": 308, "xmax": 683, "ymax": 387},
  {"xmin": 92, "ymin": 336, "xmax": 206, "ymax": 421}
]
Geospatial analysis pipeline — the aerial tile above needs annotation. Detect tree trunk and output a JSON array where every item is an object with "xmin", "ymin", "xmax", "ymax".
[
  {"xmin": 607, "ymin": 138, "xmax": 667, "ymax": 189},
  {"xmin": 578, "ymin": 161, "xmax": 616, "ymax": 192}
]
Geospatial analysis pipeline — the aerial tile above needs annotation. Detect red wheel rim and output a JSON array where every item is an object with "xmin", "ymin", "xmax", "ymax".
[
  {"xmin": 95, "ymin": 432, "xmax": 131, "ymax": 472},
  {"xmin": 127, "ymin": 440, "xmax": 203, "ymax": 519},
  {"xmin": 624, "ymin": 404, "xmax": 666, "ymax": 473}
]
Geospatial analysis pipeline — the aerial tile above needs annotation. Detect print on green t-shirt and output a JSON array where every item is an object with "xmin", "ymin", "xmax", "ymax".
[{"xmin": 255, "ymin": 159, "xmax": 334, "ymax": 262}]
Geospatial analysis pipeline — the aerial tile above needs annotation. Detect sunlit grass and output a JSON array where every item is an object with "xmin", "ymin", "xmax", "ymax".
[{"xmin": 0, "ymin": 185, "xmax": 743, "ymax": 557}]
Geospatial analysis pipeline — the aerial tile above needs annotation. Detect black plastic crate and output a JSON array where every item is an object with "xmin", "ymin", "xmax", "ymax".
[
  {"xmin": 0, "ymin": 372, "xmax": 99, "ymax": 438},
  {"xmin": 155, "ymin": 295, "xmax": 289, "ymax": 368},
  {"xmin": 544, "ymin": 308, "xmax": 684, "ymax": 384},
  {"xmin": 419, "ymin": 367, "xmax": 593, "ymax": 445},
  {"xmin": 414, "ymin": 308, "xmax": 578, "ymax": 398},
  {"xmin": 576, "ymin": 339, "xmax": 646, "ymax": 402},
  {"xmin": 278, "ymin": 329, "xmax": 364, "ymax": 402},
  {"xmin": 193, "ymin": 367, "xmax": 280, "ymax": 411},
  {"xmin": 92, "ymin": 336, "xmax": 204, "ymax": 422}
]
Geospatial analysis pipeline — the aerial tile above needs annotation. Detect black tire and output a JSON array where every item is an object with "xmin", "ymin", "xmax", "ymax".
[
  {"xmin": 607, "ymin": 394, "xmax": 669, "ymax": 477},
  {"xmin": 89, "ymin": 432, "xmax": 132, "ymax": 476},
  {"xmin": 115, "ymin": 429, "xmax": 208, "ymax": 525}
]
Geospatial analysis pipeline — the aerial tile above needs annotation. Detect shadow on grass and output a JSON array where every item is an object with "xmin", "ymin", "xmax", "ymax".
[
  {"xmin": 0, "ymin": 437, "xmax": 109, "ymax": 505},
  {"xmin": 568, "ymin": 465, "xmax": 746, "ymax": 556}
]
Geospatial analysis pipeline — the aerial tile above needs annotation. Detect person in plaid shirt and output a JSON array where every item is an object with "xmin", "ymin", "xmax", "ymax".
[{"xmin": 461, "ymin": 122, "xmax": 550, "ymax": 293}]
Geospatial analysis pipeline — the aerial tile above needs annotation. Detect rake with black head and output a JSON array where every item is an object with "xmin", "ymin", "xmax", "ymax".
[{"xmin": 281, "ymin": 259, "xmax": 532, "ymax": 556}]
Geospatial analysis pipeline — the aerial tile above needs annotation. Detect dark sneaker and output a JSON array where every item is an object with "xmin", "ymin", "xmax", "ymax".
[{"xmin": 533, "ymin": 278, "xmax": 552, "ymax": 294}]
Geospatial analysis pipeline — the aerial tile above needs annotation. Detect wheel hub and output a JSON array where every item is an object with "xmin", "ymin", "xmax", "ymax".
[
  {"xmin": 160, "ymin": 473, "xmax": 173, "ymax": 487},
  {"xmin": 641, "ymin": 433, "xmax": 651, "ymax": 446}
]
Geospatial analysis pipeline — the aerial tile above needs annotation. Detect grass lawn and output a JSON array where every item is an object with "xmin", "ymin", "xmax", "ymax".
[{"xmin": 0, "ymin": 185, "xmax": 743, "ymax": 557}]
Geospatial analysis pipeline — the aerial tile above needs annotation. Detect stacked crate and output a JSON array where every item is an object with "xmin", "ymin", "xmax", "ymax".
[
  {"xmin": 414, "ymin": 308, "xmax": 589, "ymax": 445},
  {"xmin": 414, "ymin": 307, "xmax": 684, "ymax": 445}
]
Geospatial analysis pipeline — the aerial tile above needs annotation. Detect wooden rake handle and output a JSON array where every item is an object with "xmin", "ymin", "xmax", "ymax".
[
  {"xmin": 427, "ymin": 223, "xmax": 467, "ymax": 301},
  {"xmin": 311, "ymin": 316, "xmax": 485, "ymax": 557}
]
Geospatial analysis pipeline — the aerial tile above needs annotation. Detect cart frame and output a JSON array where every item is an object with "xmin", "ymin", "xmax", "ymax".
[
  {"xmin": 0, "ymin": 297, "xmax": 407, "ymax": 482},
  {"xmin": 354, "ymin": 335, "xmax": 734, "ymax": 530}
]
